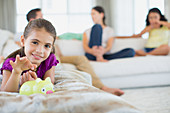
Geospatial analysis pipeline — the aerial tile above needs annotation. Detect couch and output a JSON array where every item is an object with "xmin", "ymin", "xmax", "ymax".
[{"xmin": 56, "ymin": 38, "xmax": 170, "ymax": 89}]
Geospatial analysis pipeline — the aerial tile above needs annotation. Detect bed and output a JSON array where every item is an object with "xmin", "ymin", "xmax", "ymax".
[{"xmin": 0, "ymin": 69, "xmax": 141, "ymax": 113}]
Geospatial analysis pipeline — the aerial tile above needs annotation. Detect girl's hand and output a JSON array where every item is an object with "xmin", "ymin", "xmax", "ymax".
[
  {"xmin": 92, "ymin": 46, "xmax": 99, "ymax": 56},
  {"xmin": 98, "ymin": 46, "xmax": 105, "ymax": 55},
  {"xmin": 131, "ymin": 34, "xmax": 141, "ymax": 38},
  {"xmin": 20, "ymin": 70, "xmax": 37, "ymax": 86},
  {"xmin": 10, "ymin": 55, "xmax": 37, "ymax": 74}
]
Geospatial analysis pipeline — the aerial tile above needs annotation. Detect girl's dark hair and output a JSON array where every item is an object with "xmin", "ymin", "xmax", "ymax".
[
  {"xmin": 146, "ymin": 8, "xmax": 168, "ymax": 27},
  {"xmin": 92, "ymin": 6, "xmax": 106, "ymax": 25},
  {"xmin": 6, "ymin": 19, "xmax": 56, "ymax": 60}
]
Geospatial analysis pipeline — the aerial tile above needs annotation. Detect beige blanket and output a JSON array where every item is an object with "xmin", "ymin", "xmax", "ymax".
[{"xmin": 0, "ymin": 70, "xmax": 142, "ymax": 113}]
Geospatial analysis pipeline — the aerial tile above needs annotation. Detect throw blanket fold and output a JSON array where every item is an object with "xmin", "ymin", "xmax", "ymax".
[{"xmin": 0, "ymin": 70, "xmax": 142, "ymax": 113}]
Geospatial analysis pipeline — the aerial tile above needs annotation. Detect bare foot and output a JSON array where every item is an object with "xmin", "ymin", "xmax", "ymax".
[
  {"xmin": 97, "ymin": 58, "xmax": 108, "ymax": 62},
  {"xmin": 135, "ymin": 50, "xmax": 147, "ymax": 56},
  {"xmin": 101, "ymin": 86, "xmax": 124, "ymax": 96},
  {"xmin": 0, "ymin": 56, "xmax": 4, "ymax": 64},
  {"xmin": 96, "ymin": 56, "xmax": 108, "ymax": 62}
]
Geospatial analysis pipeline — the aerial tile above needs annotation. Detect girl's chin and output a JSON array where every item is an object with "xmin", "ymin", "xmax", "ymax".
[{"xmin": 31, "ymin": 61, "xmax": 41, "ymax": 67}]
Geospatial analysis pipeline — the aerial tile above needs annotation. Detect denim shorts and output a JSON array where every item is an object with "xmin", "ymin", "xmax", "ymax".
[{"xmin": 144, "ymin": 48, "xmax": 156, "ymax": 53}]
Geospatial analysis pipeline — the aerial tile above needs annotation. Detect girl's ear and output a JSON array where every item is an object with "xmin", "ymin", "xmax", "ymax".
[{"xmin": 20, "ymin": 35, "xmax": 25, "ymax": 47}]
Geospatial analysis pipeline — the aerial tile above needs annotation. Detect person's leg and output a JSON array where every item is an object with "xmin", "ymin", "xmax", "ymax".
[
  {"xmin": 85, "ymin": 24, "xmax": 103, "ymax": 61},
  {"xmin": 148, "ymin": 44, "xmax": 169, "ymax": 55},
  {"xmin": 135, "ymin": 50, "xmax": 147, "ymax": 56},
  {"xmin": 103, "ymin": 48, "xmax": 135, "ymax": 60},
  {"xmin": 135, "ymin": 45, "xmax": 170, "ymax": 56},
  {"xmin": 60, "ymin": 56, "xmax": 124, "ymax": 96},
  {"xmin": 60, "ymin": 56, "xmax": 104, "ymax": 88}
]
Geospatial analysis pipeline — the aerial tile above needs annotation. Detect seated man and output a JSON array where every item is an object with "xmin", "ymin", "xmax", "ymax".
[{"xmin": 14, "ymin": 8, "xmax": 124, "ymax": 96}]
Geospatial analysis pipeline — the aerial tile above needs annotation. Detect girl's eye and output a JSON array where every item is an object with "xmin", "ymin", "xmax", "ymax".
[
  {"xmin": 32, "ymin": 42, "xmax": 38, "ymax": 45},
  {"xmin": 45, "ymin": 45, "xmax": 50, "ymax": 48}
]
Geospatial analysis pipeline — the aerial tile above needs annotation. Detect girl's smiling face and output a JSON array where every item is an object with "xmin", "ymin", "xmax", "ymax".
[{"xmin": 21, "ymin": 28, "xmax": 54, "ymax": 66}]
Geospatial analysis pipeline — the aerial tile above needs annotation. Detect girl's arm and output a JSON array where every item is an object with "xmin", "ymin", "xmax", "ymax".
[
  {"xmin": 0, "ymin": 70, "xmax": 21, "ymax": 92},
  {"xmin": 1, "ymin": 55, "xmax": 36, "ymax": 92},
  {"xmin": 104, "ymin": 37, "xmax": 114, "ymax": 53},
  {"xmin": 116, "ymin": 26, "xmax": 152, "ymax": 38},
  {"xmin": 138, "ymin": 25, "xmax": 152, "ymax": 36},
  {"xmin": 43, "ymin": 66, "xmax": 55, "ymax": 84},
  {"xmin": 116, "ymin": 36, "xmax": 133, "ymax": 38},
  {"xmin": 159, "ymin": 21, "xmax": 170, "ymax": 29}
]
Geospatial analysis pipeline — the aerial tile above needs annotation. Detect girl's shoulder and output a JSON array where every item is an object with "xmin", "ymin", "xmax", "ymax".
[
  {"xmin": 38, "ymin": 54, "xmax": 59, "ymax": 71},
  {"xmin": 36, "ymin": 53, "xmax": 59, "ymax": 78},
  {"xmin": 1, "ymin": 57, "xmax": 15, "ymax": 74}
]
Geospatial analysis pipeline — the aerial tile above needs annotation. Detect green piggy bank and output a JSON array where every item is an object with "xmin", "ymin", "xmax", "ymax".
[{"xmin": 19, "ymin": 77, "xmax": 54, "ymax": 96}]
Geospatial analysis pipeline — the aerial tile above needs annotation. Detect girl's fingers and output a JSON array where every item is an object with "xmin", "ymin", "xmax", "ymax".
[
  {"xmin": 9, "ymin": 60, "xmax": 14, "ymax": 67},
  {"xmin": 28, "ymin": 70, "xmax": 37, "ymax": 79},
  {"xmin": 19, "ymin": 57, "xmax": 27, "ymax": 61},
  {"xmin": 20, "ymin": 76, "xmax": 23, "ymax": 85},
  {"xmin": 16, "ymin": 54, "xmax": 20, "ymax": 62},
  {"xmin": 22, "ymin": 73, "xmax": 26, "ymax": 83},
  {"xmin": 26, "ymin": 72, "xmax": 29, "ymax": 80}
]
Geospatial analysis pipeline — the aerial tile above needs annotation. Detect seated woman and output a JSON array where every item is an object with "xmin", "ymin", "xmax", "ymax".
[
  {"xmin": 117, "ymin": 8, "xmax": 170, "ymax": 56},
  {"xmin": 83, "ymin": 6, "xmax": 135, "ymax": 62}
]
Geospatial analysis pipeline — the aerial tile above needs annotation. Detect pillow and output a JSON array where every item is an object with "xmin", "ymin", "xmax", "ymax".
[
  {"xmin": 58, "ymin": 32, "xmax": 83, "ymax": 40},
  {"xmin": 56, "ymin": 40, "xmax": 85, "ymax": 56},
  {"xmin": 111, "ymin": 38, "xmax": 147, "ymax": 53},
  {"xmin": 0, "ymin": 29, "xmax": 14, "ymax": 55},
  {"xmin": 14, "ymin": 32, "xmax": 23, "ymax": 41},
  {"xmin": 2, "ymin": 39, "xmax": 20, "ymax": 58}
]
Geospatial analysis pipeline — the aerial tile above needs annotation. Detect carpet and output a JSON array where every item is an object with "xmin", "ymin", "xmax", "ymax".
[{"xmin": 121, "ymin": 86, "xmax": 170, "ymax": 113}]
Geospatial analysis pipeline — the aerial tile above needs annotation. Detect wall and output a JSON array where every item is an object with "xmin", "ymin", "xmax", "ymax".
[
  {"xmin": 165, "ymin": 0, "xmax": 170, "ymax": 21},
  {"xmin": 110, "ymin": 0, "xmax": 134, "ymax": 36}
]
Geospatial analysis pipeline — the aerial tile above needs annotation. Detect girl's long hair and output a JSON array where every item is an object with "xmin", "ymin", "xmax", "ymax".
[
  {"xmin": 146, "ymin": 8, "xmax": 168, "ymax": 27},
  {"xmin": 5, "ymin": 19, "xmax": 56, "ymax": 60}
]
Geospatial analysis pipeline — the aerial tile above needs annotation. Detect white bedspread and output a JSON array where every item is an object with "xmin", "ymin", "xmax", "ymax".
[{"xmin": 0, "ymin": 70, "xmax": 142, "ymax": 113}]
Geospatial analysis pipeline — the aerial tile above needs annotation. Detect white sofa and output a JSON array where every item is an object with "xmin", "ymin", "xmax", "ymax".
[
  {"xmin": 56, "ymin": 38, "xmax": 170, "ymax": 89},
  {"xmin": 1, "ymin": 29, "xmax": 170, "ymax": 89}
]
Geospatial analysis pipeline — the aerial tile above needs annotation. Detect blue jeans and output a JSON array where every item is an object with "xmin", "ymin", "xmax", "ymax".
[
  {"xmin": 144, "ymin": 48, "xmax": 156, "ymax": 53},
  {"xmin": 85, "ymin": 24, "xmax": 135, "ymax": 61}
]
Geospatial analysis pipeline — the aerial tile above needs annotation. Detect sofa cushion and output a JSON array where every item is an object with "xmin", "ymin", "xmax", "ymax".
[
  {"xmin": 111, "ymin": 38, "xmax": 147, "ymax": 53},
  {"xmin": 2, "ymin": 39, "xmax": 20, "ymax": 57},
  {"xmin": 56, "ymin": 38, "xmax": 147, "ymax": 56},
  {"xmin": 0, "ymin": 29, "xmax": 14, "ymax": 55},
  {"xmin": 56, "ymin": 40, "xmax": 85, "ymax": 56},
  {"xmin": 90, "ymin": 56, "xmax": 170, "ymax": 78}
]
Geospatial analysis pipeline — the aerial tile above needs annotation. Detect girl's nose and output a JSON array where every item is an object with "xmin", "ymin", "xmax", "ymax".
[{"xmin": 36, "ymin": 46, "xmax": 43, "ymax": 53}]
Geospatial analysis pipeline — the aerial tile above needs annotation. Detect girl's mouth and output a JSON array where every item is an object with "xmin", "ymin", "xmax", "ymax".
[{"xmin": 32, "ymin": 54, "xmax": 42, "ymax": 60}]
